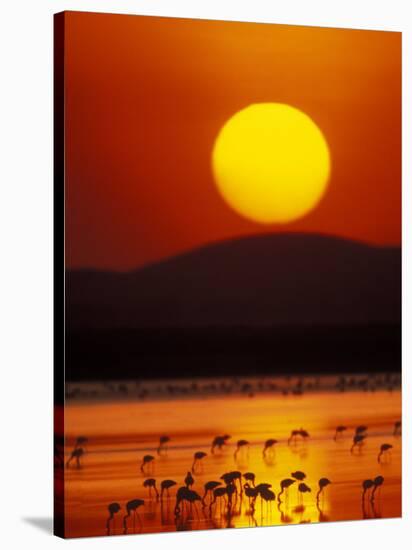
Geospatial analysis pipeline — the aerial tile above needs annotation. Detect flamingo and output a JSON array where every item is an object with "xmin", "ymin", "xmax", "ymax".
[
  {"xmin": 243, "ymin": 472, "xmax": 256, "ymax": 486},
  {"xmin": 192, "ymin": 451, "xmax": 207, "ymax": 473},
  {"xmin": 66, "ymin": 447, "xmax": 84, "ymax": 469},
  {"xmin": 143, "ymin": 478, "xmax": 159, "ymax": 500},
  {"xmin": 244, "ymin": 483, "xmax": 259, "ymax": 509},
  {"xmin": 263, "ymin": 439, "xmax": 278, "ymax": 457},
  {"xmin": 123, "ymin": 499, "xmax": 144, "ymax": 532},
  {"xmin": 278, "ymin": 478, "xmax": 296, "ymax": 503},
  {"xmin": 160, "ymin": 479, "xmax": 177, "ymax": 499},
  {"xmin": 202, "ymin": 481, "xmax": 221, "ymax": 505},
  {"xmin": 334, "ymin": 426, "xmax": 347, "ymax": 441},
  {"xmin": 362, "ymin": 479, "xmax": 374, "ymax": 501},
  {"xmin": 74, "ymin": 436, "xmax": 88, "ymax": 448},
  {"xmin": 259, "ymin": 486, "xmax": 276, "ymax": 512},
  {"xmin": 350, "ymin": 434, "xmax": 366, "ymax": 454},
  {"xmin": 316, "ymin": 478, "xmax": 331, "ymax": 503},
  {"xmin": 211, "ymin": 434, "xmax": 231, "ymax": 454},
  {"xmin": 234, "ymin": 439, "xmax": 249, "ymax": 460},
  {"xmin": 175, "ymin": 487, "xmax": 201, "ymax": 516},
  {"xmin": 221, "ymin": 471, "xmax": 242, "ymax": 493},
  {"xmin": 288, "ymin": 429, "xmax": 301, "ymax": 445},
  {"xmin": 298, "ymin": 482, "xmax": 311, "ymax": 503},
  {"xmin": 371, "ymin": 476, "xmax": 384, "ymax": 502},
  {"xmin": 140, "ymin": 455, "xmax": 155, "ymax": 474},
  {"xmin": 157, "ymin": 435, "xmax": 170, "ymax": 455},
  {"xmin": 378, "ymin": 443, "xmax": 393, "ymax": 463},
  {"xmin": 393, "ymin": 420, "xmax": 401, "ymax": 436},
  {"xmin": 184, "ymin": 471, "xmax": 195, "ymax": 488},
  {"xmin": 291, "ymin": 470, "xmax": 306, "ymax": 481},
  {"xmin": 106, "ymin": 502, "xmax": 121, "ymax": 535},
  {"xmin": 355, "ymin": 425, "xmax": 368, "ymax": 435}
]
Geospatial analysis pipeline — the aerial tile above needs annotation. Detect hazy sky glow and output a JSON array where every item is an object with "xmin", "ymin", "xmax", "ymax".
[{"xmin": 64, "ymin": 12, "xmax": 401, "ymax": 270}]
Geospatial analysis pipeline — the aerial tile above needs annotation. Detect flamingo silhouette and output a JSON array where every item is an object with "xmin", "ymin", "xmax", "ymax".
[
  {"xmin": 210, "ymin": 486, "xmax": 228, "ymax": 512},
  {"xmin": 211, "ymin": 434, "xmax": 231, "ymax": 454},
  {"xmin": 202, "ymin": 481, "xmax": 221, "ymax": 505},
  {"xmin": 243, "ymin": 472, "xmax": 256, "ymax": 486},
  {"xmin": 377, "ymin": 443, "xmax": 393, "ymax": 463},
  {"xmin": 140, "ymin": 455, "xmax": 155, "ymax": 474},
  {"xmin": 361, "ymin": 479, "xmax": 374, "ymax": 501},
  {"xmin": 74, "ymin": 436, "xmax": 88, "ymax": 448},
  {"xmin": 291, "ymin": 470, "xmax": 306, "ymax": 481},
  {"xmin": 123, "ymin": 499, "xmax": 144, "ymax": 532},
  {"xmin": 143, "ymin": 478, "xmax": 159, "ymax": 500},
  {"xmin": 234, "ymin": 439, "xmax": 249, "ymax": 460},
  {"xmin": 316, "ymin": 478, "xmax": 331, "ymax": 503},
  {"xmin": 299, "ymin": 429, "xmax": 310, "ymax": 441},
  {"xmin": 106, "ymin": 502, "xmax": 121, "ymax": 535},
  {"xmin": 298, "ymin": 482, "xmax": 311, "ymax": 503},
  {"xmin": 184, "ymin": 471, "xmax": 195, "ymax": 488},
  {"xmin": 161, "ymin": 479, "xmax": 177, "ymax": 499},
  {"xmin": 221, "ymin": 471, "xmax": 242, "ymax": 494},
  {"xmin": 371, "ymin": 476, "xmax": 384, "ymax": 502},
  {"xmin": 175, "ymin": 486, "xmax": 201, "ymax": 516},
  {"xmin": 263, "ymin": 439, "xmax": 278, "ymax": 457},
  {"xmin": 244, "ymin": 483, "xmax": 259, "ymax": 509},
  {"xmin": 355, "ymin": 425, "xmax": 368, "ymax": 435},
  {"xmin": 350, "ymin": 434, "xmax": 366, "ymax": 454},
  {"xmin": 259, "ymin": 486, "xmax": 276, "ymax": 512},
  {"xmin": 393, "ymin": 420, "xmax": 401, "ymax": 436},
  {"xmin": 278, "ymin": 478, "xmax": 296, "ymax": 503},
  {"xmin": 66, "ymin": 447, "xmax": 84, "ymax": 469},
  {"xmin": 334, "ymin": 426, "xmax": 347, "ymax": 441},
  {"xmin": 288, "ymin": 429, "xmax": 301, "ymax": 445},
  {"xmin": 192, "ymin": 451, "xmax": 207, "ymax": 473},
  {"xmin": 157, "ymin": 435, "xmax": 170, "ymax": 455}
]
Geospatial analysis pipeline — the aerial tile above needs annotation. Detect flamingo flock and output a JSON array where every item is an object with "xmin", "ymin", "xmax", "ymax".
[{"xmin": 95, "ymin": 416, "xmax": 402, "ymax": 534}]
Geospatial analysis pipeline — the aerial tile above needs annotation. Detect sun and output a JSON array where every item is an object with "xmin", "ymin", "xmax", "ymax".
[{"xmin": 211, "ymin": 103, "xmax": 331, "ymax": 224}]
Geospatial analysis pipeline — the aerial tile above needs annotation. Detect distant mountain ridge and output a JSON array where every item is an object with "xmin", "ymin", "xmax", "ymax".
[{"xmin": 66, "ymin": 233, "xmax": 401, "ymax": 330}]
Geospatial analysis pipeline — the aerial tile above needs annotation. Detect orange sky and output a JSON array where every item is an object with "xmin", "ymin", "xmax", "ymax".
[{"xmin": 63, "ymin": 11, "xmax": 401, "ymax": 271}]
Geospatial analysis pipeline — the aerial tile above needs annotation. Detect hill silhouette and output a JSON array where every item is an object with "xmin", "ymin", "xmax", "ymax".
[{"xmin": 66, "ymin": 233, "xmax": 401, "ymax": 380}]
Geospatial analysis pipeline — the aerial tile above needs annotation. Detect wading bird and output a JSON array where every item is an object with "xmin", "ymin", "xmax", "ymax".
[
  {"xmin": 291, "ymin": 471, "xmax": 306, "ymax": 481},
  {"xmin": 259, "ymin": 486, "xmax": 276, "ymax": 507},
  {"xmin": 355, "ymin": 425, "xmax": 368, "ymax": 435},
  {"xmin": 334, "ymin": 426, "xmax": 347, "ymax": 441},
  {"xmin": 140, "ymin": 455, "xmax": 155, "ymax": 475},
  {"xmin": 192, "ymin": 451, "xmax": 207, "ymax": 473},
  {"xmin": 106, "ymin": 502, "xmax": 121, "ymax": 535},
  {"xmin": 234, "ymin": 439, "xmax": 249, "ymax": 460},
  {"xmin": 143, "ymin": 478, "xmax": 159, "ymax": 500},
  {"xmin": 393, "ymin": 420, "xmax": 401, "ymax": 436},
  {"xmin": 157, "ymin": 435, "xmax": 170, "ymax": 455},
  {"xmin": 202, "ymin": 481, "xmax": 221, "ymax": 505},
  {"xmin": 244, "ymin": 483, "xmax": 259, "ymax": 508},
  {"xmin": 161, "ymin": 479, "xmax": 177, "ymax": 499},
  {"xmin": 316, "ymin": 478, "xmax": 331, "ymax": 503},
  {"xmin": 278, "ymin": 478, "xmax": 296, "ymax": 503},
  {"xmin": 75, "ymin": 436, "xmax": 88, "ymax": 448},
  {"xmin": 350, "ymin": 434, "xmax": 366, "ymax": 454},
  {"xmin": 263, "ymin": 439, "xmax": 278, "ymax": 457},
  {"xmin": 184, "ymin": 471, "xmax": 195, "ymax": 488},
  {"xmin": 371, "ymin": 476, "xmax": 384, "ymax": 502},
  {"xmin": 298, "ymin": 483, "xmax": 311, "ymax": 502},
  {"xmin": 123, "ymin": 499, "xmax": 144, "ymax": 532},
  {"xmin": 175, "ymin": 487, "xmax": 202, "ymax": 516},
  {"xmin": 66, "ymin": 447, "xmax": 84, "ymax": 469},
  {"xmin": 378, "ymin": 443, "xmax": 393, "ymax": 463},
  {"xmin": 211, "ymin": 434, "xmax": 231, "ymax": 454},
  {"xmin": 243, "ymin": 472, "xmax": 256, "ymax": 486},
  {"xmin": 361, "ymin": 479, "xmax": 374, "ymax": 502}
]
